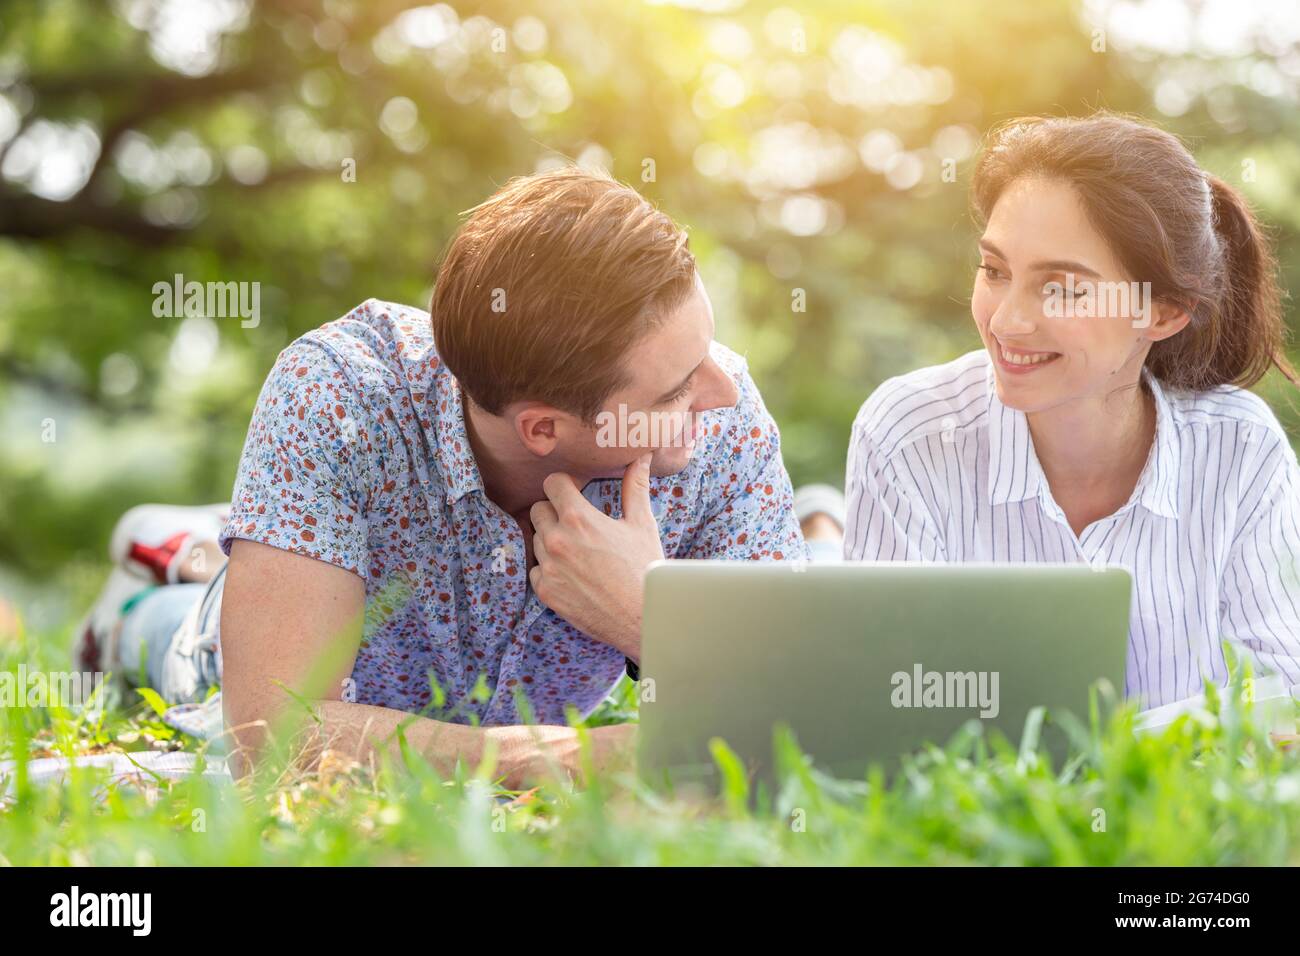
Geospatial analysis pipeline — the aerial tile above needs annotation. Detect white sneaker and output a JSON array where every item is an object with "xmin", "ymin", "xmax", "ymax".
[
  {"xmin": 109, "ymin": 503, "xmax": 229, "ymax": 584},
  {"xmin": 72, "ymin": 503, "xmax": 231, "ymax": 679},
  {"xmin": 71, "ymin": 566, "xmax": 148, "ymax": 682},
  {"xmin": 793, "ymin": 483, "xmax": 847, "ymax": 530}
]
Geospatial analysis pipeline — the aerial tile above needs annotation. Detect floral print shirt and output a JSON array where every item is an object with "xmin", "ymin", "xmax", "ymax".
[{"xmin": 219, "ymin": 298, "xmax": 805, "ymax": 725}]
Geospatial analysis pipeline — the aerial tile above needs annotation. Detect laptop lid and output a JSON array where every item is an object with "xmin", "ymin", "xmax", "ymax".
[{"xmin": 636, "ymin": 561, "xmax": 1131, "ymax": 790}]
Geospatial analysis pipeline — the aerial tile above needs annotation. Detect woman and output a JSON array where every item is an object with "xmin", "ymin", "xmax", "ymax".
[{"xmin": 845, "ymin": 113, "xmax": 1300, "ymax": 710}]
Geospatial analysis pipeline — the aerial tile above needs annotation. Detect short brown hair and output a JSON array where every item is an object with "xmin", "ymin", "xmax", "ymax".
[
  {"xmin": 430, "ymin": 166, "xmax": 697, "ymax": 421},
  {"xmin": 971, "ymin": 112, "xmax": 1295, "ymax": 391}
]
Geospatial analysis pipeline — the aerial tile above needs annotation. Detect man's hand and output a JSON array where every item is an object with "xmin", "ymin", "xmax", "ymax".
[
  {"xmin": 487, "ymin": 722, "xmax": 638, "ymax": 789},
  {"xmin": 528, "ymin": 453, "xmax": 663, "ymax": 658}
]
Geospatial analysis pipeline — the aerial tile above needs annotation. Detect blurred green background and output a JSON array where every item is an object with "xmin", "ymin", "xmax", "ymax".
[{"xmin": 2, "ymin": 0, "xmax": 1299, "ymax": 629}]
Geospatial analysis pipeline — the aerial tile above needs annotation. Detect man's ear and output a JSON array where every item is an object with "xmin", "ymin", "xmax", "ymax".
[
  {"xmin": 512, "ymin": 403, "xmax": 565, "ymax": 458},
  {"xmin": 1143, "ymin": 298, "xmax": 1193, "ymax": 343}
]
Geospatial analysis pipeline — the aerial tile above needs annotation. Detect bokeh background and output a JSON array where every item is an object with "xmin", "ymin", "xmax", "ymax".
[{"xmin": 3, "ymin": 0, "xmax": 1300, "ymax": 631}]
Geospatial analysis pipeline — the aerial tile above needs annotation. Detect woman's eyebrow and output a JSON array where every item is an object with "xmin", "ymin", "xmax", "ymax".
[
  {"xmin": 1030, "ymin": 259, "xmax": 1103, "ymax": 279},
  {"xmin": 978, "ymin": 239, "xmax": 1102, "ymax": 278}
]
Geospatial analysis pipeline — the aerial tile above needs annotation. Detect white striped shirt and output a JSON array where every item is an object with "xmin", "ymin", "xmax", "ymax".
[{"xmin": 845, "ymin": 348, "xmax": 1300, "ymax": 708}]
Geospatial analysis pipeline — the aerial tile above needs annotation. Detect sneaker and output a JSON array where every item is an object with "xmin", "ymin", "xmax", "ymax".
[
  {"xmin": 793, "ymin": 483, "xmax": 846, "ymax": 531},
  {"xmin": 109, "ymin": 503, "xmax": 229, "ymax": 585},
  {"xmin": 72, "ymin": 503, "xmax": 231, "ymax": 679},
  {"xmin": 71, "ymin": 566, "xmax": 149, "ymax": 682}
]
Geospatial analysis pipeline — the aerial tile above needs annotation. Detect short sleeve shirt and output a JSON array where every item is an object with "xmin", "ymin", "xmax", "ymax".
[{"xmin": 220, "ymin": 298, "xmax": 806, "ymax": 725}]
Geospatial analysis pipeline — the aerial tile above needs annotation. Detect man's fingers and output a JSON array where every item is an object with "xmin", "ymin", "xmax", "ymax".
[
  {"xmin": 532, "ymin": 529, "xmax": 550, "ymax": 566},
  {"xmin": 529, "ymin": 500, "xmax": 559, "ymax": 534},
  {"xmin": 620, "ymin": 452, "xmax": 656, "ymax": 526},
  {"xmin": 542, "ymin": 471, "xmax": 590, "ymax": 516}
]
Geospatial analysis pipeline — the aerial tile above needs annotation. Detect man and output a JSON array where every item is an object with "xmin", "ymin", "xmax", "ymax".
[{"xmin": 77, "ymin": 166, "xmax": 807, "ymax": 785}]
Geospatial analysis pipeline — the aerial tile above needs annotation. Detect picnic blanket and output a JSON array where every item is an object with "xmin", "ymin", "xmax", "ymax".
[
  {"xmin": 161, "ymin": 691, "xmax": 226, "ymax": 741},
  {"xmin": 0, "ymin": 750, "xmax": 230, "ymax": 797},
  {"xmin": 1133, "ymin": 674, "xmax": 1296, "ymax": 736},
  {"xmin": 0, "ymin": 693, "xmax": 230, "ymax": 797}
]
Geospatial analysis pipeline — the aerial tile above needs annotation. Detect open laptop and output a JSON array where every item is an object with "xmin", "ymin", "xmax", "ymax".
[{"xmin": 636, "ymin": 561, "xmax": 1131, "ymax": 791}]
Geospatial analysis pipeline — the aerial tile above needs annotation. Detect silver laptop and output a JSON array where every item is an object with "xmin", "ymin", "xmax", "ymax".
[{"xmin": 636, "ymin": 561, "xmax": 1131, "ymax": 790}]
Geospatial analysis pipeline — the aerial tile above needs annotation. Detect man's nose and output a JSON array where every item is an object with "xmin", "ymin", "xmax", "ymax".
[{"xmin": 693, "ymin": 357, "xmax": 739, "ymax": 412}]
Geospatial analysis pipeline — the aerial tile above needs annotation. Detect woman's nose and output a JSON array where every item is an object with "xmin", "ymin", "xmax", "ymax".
[{"xmin": 988, "ymin": 288, "xmax": 1041, "ymax": 338}]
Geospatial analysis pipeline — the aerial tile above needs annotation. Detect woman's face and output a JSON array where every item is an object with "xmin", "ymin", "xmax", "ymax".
[{"xmin": 971, "ymin": 176, "xmax": 1161, "ymax": 415}]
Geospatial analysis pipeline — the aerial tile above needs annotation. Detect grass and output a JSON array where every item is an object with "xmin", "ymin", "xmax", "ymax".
[{"xmin": 3, "ymin": 623, "xmax": 1300, "ymax": 866}]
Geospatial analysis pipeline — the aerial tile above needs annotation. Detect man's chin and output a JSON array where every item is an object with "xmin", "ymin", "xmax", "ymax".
[
  {"xmin": 649, "ymin": 445, "xmax": 695, "ymax": 478},
  {"xmin": 586, "ymin": 446, "xmax": 695, "ymax": 482}
]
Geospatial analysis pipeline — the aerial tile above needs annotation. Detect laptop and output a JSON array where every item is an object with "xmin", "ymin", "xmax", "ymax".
[{"xmin": 636, "ymin": 560, "xmax": 1131, "ymax": 791}]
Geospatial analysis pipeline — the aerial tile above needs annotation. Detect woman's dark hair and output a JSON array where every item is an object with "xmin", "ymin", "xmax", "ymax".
[{"xmin": 971, "ymin": 112, "xmax": 1295, "ymax": 390}]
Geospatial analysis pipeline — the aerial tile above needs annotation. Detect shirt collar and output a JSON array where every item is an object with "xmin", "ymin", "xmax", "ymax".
[
  {"xmin": 985, "ymin": 361, "xmax": 1045, "ymax": 507},
  {"xmin": 1136, "ymin": 368, "xmax": 1182, "ymax": 519},
  {"xmin": 429, "ymin": 360, "xmax": 486, "ymax": 504},
  {"xmin": 985, "ymin": 359, "xmax": 1181, "ymax": 519}
]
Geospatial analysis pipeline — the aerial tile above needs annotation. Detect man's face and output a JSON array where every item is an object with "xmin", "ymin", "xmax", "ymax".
[{"xmin": 563, "ymin": 275, "xmax": 740, "ymax": 479}]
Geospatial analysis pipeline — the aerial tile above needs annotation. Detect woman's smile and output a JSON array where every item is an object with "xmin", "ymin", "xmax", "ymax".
[{"xmin": 992, "ymin": 340, "xmax": 1063, "ymax": 375}]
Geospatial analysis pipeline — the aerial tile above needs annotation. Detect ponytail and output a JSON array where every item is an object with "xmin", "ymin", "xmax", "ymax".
[{"xmin": 1202, "ymin": 176, "xmax": 1295, "ymax": 388}]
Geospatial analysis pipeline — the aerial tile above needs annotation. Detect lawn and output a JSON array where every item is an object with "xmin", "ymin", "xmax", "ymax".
[{"xmin": 3, "ymin": 626, "xmax": 1299, "ymax": 867}]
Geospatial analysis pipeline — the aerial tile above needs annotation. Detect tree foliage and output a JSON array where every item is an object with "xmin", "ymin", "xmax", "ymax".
[{"xmin": 2, "ymin": 0, "xmax": 1298, "ymax": 585}]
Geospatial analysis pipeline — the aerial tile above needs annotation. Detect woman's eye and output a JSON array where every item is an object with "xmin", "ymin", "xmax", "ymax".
[
  {"xmin": 978, "ymin": 263, "xmax": 1006, "ymax": 281},
  {"xmin": 1050, "ymin": 280, "xmax": 1088, "ymax": 301}
]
